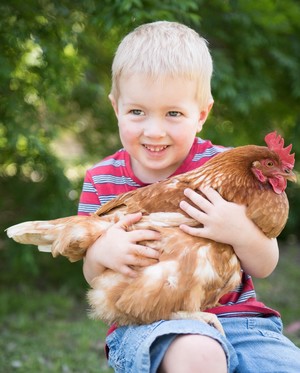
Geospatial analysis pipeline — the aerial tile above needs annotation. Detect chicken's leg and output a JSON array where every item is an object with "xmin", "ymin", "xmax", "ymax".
[{"xmin": 170, "ymin": 311, "xmax": 225, "ymax": 335}]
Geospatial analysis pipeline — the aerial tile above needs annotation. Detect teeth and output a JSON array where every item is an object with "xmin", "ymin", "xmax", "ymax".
[{"xmin": 144, "ymin": 145, "xmax": 168, "ymax": 152}]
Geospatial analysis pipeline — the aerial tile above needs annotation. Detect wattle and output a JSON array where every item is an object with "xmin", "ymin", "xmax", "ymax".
[{"xmin": 269, "ymin": 177, "xmax": 287, "ymax": 194}]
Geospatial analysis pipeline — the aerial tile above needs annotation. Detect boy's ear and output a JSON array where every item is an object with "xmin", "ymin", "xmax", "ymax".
[
  {"xmin": 197, "ymin": 100, "xmax": 214, "ymax": 132},
  {"xmin": 109, "ymin": 93, "xmax": 118, "ymax": 116}
]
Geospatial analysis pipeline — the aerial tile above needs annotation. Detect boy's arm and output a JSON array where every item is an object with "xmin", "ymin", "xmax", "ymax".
[
  {"xmin": 78, "ymin": 171, "xmax": 161, "ymax": 285},
  {"xmin": 83, "ymin": 212, "xmax": 161, "ymax": 286},
  {"xmin": 179, "ymin": 187, "xmax": 279, "ymax": 278}
]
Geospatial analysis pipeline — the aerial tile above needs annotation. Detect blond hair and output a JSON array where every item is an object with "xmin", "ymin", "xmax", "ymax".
[{"xmin": 110, "ymin": 21, "xmax": 213, "ymax": 109}]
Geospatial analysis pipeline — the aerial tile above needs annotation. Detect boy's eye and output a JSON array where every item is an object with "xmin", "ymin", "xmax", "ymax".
[
  {"xmin": 130, "ymin": 109, "xmax": 144, "ymax": 116},
  {"xmin": 167, "ymin": 111, "xmax": 181, "ymax": 117}
]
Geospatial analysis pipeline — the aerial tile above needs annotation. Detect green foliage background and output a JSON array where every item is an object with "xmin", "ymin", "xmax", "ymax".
[
  {"xmin": 1, "ymin": 1, "xmax": 300, "ymax": 370},
  {"xmin": 2, "ymin": 0, "xmax": 300, "ymax": 280}
]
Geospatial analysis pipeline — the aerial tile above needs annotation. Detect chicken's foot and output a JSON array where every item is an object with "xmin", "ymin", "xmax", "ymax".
[{"xmin": 170, "ymin": 311, "xmax": 225, "ymax": 335}]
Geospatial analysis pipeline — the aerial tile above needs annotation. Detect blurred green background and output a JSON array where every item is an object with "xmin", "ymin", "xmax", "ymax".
[{"xmin": 1, "ymin": 1, "xmax": 300, "ymax": 372}]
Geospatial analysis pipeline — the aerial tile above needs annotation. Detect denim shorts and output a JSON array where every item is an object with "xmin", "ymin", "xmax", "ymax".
[{"xmin": 106, "ymin": 316, "xmax": 300, "ymax": 372}]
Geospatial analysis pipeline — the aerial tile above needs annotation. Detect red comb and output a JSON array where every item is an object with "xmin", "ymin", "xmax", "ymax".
[{"xmin": 264, "ymin": 131, "xmax": 295, "ymax": 167}]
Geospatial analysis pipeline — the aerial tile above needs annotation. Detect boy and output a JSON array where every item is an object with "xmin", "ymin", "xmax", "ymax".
[{"xmin": 78, "ymin": 21, "xmax": 300, "ymax": 372}]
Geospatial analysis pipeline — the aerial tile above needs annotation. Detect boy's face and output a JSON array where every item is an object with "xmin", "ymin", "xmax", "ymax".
[{"xmin": 110, "ymin": 73, "xmax": 212, "ymax": 183}]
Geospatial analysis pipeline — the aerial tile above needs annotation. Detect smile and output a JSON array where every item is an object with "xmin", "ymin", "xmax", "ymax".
[{"xmin": 143, "ymin": 144, "xmax": 168, "ymax": 152}]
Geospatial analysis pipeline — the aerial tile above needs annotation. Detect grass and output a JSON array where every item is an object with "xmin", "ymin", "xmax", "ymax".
[
  {"xmin": 0, "ymin": 286, "xmax": 113, "ymax": 373},
  {"xmin": 0, "ymin": 241, "xmax": 299, "ymax": 372}
]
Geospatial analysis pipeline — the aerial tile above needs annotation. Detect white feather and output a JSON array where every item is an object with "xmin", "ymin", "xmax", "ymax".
[{"xmin": 38, "ymin": 245, "xmax": 52, "ymax": 253}]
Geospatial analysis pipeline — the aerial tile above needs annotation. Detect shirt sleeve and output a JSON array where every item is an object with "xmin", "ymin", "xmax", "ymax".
[{"xmin": 77, "ymin": 170, "xmax": 101, "ymax": 215}]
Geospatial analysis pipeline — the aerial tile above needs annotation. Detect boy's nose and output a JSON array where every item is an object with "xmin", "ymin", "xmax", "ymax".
[{"xmin": 143, "ymin": 119, "xmax": 166, "ymax": 138}]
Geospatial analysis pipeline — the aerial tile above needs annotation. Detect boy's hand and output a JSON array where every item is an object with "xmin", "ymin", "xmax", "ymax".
[
  {"xmin": 179, "ymin": 186, "xmax": 279, "ymax": 278},
  {"xmin": 179, "ymin": 187, "xmax": 254, "ymax": 248},
  {"xmin": 84, "ymin": 212, "xmax": 161, "ymax": 282}
]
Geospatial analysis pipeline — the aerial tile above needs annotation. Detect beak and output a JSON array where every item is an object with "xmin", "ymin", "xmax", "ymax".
[{"xmin": 285, "ymin": 170, "xmax": 297, "ymax": 183}]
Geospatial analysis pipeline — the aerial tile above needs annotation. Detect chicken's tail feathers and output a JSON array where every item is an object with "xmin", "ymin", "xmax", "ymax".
[
  {"xmin": 6, "ymin": 215, "xmax": 112, "ymax": 262},
  {"xmin": 6, "ymin": 220, "xmax": 59, "ymax": 247},
  {"xmin": 37, "ymin": 245, "xmax": 52, "ymax": 253}
]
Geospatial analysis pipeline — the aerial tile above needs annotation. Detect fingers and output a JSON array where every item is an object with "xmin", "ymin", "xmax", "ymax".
[
  {"xmin": 180, "ymin": 223, "xmax": 204, "ymax": 237},
  {"xmin": 182, "ymin": 187, "xmax": 218, "ymax": 209},
  {"xmin": 110, "ymin": 213, "xmax": 161, "ymax": 277},
  {"xmin": 180, "ymin": 198, "xmax": 206, "ymax": 222},
  {"xmin": 114, "ymin": 212, "xmax": 161, "ymax": 244},
  {"xmin": 115, "ymin": 212, "xmax": 143, "ymax": 230},
  {"xmin": 120, "ymin": 245, "xmax": 160, "ymax": 278},
  {"xmin": 131, "ymin": 243, "xmax": 160, "ymax": 260},
  {"xmin": 180, "ymin": 187, "xmax": 224, "ymax": 216},
  {"xmin": 129, "ymin": 253, "xmax": 159, "ymax": 267},
  {"xmin": 128, "ymin": 228, "xmax": 161, "ymax": 243},
  {"xmin": 120, "ymin": 265, "xmax": 138, "ymax": 278},
  {"xmin": 199, "ymin": 186, "xmax": 222, "ymax": 202},
  {"xmin": 116, "ymin": 213, "xmax": 161, "ymax": 240},
  {"xmin": 122, "ymin": 244, "xmax": 160, "ymax": 273},
  {"xmin": 179, "ymin": 187, "xmax": 218, "ymax": 236}
]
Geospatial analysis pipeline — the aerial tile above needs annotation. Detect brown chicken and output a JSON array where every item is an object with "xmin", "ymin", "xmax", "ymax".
[{"xmin": 6, "ymin": 131, "xmax": 296, "ymax": 333}]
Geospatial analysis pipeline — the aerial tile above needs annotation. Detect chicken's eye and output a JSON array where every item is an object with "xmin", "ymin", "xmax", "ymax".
[{"xmin": 267, "ymin": 161, "xmax": 274, "ymax": 167}]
